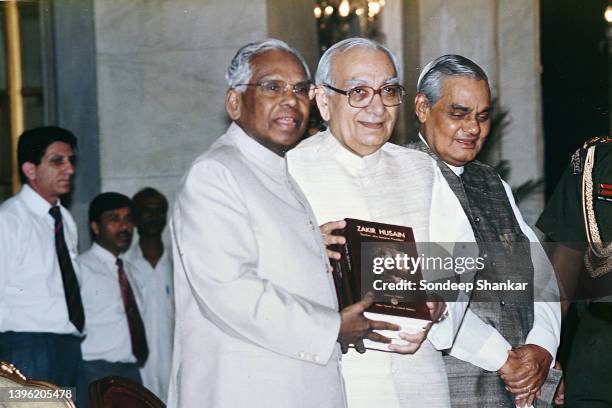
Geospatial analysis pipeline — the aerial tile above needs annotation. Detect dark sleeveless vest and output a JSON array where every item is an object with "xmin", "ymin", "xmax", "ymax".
[{"xmin": 410, "ymin": 140, "xmax": 535, "ymax": 407}]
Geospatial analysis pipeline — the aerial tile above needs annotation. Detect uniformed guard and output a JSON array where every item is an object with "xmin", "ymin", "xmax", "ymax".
[{"xmin": 537, "ymin": 135, "xmax": 612, "ymax": 407}]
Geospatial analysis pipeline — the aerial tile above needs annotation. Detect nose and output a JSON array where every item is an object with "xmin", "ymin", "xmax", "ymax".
[
  {"xmin": 279, "ymin": 87, "xmax": 298, "ymax": 107},
  {"xmin": 365, "ymin": 92, "xmax": 385, "ymax": 116},
  {"xmin": 462, "ymin": 116, "xmax": 480, "ymax": 135},
  {"xmin": 64, "ymin": 160, "xmax": 75, "ymax": 175}
]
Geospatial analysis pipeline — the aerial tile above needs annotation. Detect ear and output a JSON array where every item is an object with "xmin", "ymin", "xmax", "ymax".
[
  {"xmin": 21, "ymin": 162, "xmax": 36, "ymax": 182},
  {"xmin": 414, "ymin": 93, "xmax": 431, "ymax": 124},
  {"xmin": 90, "ymin": 221, "xmax": 100, "ymax": 237},
  {"xmin": 314, "ymin": 87, "xmax": 331, "ymax": 122},
  {"xmin": 225, "ymin": 89, "xmax": 242, "ymax": 121}
]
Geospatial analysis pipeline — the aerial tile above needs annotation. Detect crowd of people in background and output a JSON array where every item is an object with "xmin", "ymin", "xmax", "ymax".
[
  {"xmin": 0, "ymin": 35, "xmax": 610, "ymax": 408},
  {"xmin": 0, "ymin": 126, "xmax": 174, "ymax": 407}
]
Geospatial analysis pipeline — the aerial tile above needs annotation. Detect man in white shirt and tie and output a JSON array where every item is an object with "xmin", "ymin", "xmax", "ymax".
[
  {"xmin": 411, "ymin": 54, "xmax": 561, "ymax": 408},
  {"xmin": 77, "ymin": 192, "xmax": 148, "ymax": 407},
  {"xmin": 0, "ymin": 126, "xmax": 84, "ymax": 390}
]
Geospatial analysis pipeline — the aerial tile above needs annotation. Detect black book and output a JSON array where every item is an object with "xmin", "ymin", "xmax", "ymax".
[{"xmin": 331, "ymin": 218, "xmax": 431, "ymax": 350}]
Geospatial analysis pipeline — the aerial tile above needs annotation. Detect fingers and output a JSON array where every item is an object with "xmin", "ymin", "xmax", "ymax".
[
  {"xmin": 387, "ymin": 330, "xmax": 428, "ymax": 354},
  {"xmin": 554, "ymin": 379, "xmax": 565, "ymax": 405},
  {"xmin": 320, "ymin": 219, "xmax": 346, "ymax": 235},
  {"xmin": 354, "ymin": 292, "xmax": 375, "ymax": 311},
  {"xmin": 368, "ymin": 319, "xmax": 400, "ymax": 332},
  {"xmin": 388, "ymin": 342, "xmax": 420, "ymax": 354},
  {"xmin": 324, "ymin": 234, "xmax": 346, "ymax": 260},
  {"xmin": 526, "ymin": 392, "xmax": 536, "ymax": 407},
  {"xmin": 326, "ymin": 248, "xmax": 342, "ymax": 260},
  {"xmin": 320, "ymin": 220, "xmax": 346, "ymax": 260},
  {"xmin": 365, "ymin": 331, "xmax": 392, "ymax": 344},
  {"xmin": 355, "ymin": 339, "xmax": 366, "ymax": 354},
  {"xmin": 340, "ymin": 342, "xmax": 349, "ymax": 354}
]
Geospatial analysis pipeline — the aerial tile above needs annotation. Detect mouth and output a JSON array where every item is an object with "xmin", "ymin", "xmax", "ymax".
[
  {"xmin": 116, "ymin": 232, "xmax": 131, "ymax": 242},
  {"xmin": 273, "ymin": 116, "xmax": 300, "ymax": 130},
  {"xmin": 455, "ymin": 139, "xmax": 477, "ymax": 149},
  {"xmin": 358, "ymin": 121, "xmax": 384, "ymax": 130}
]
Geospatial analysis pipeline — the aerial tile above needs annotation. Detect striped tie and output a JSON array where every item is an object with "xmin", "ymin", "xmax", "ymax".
[
  {"xmin": 116, "ymin": 258, "xmax": 149, "ymax": 366},
  {"xmin": 49, "ymin": 206, "xmax": 85, "ymax": 332}
]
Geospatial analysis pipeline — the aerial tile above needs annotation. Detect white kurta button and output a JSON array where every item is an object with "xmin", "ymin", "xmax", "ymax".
[
  {"xmin": 312, "ymin": 353, "xmax": 319, "ymax": 362},
  {"xmin": 298, "ymin": 351, "xmax": 306, "ymax": 359}
]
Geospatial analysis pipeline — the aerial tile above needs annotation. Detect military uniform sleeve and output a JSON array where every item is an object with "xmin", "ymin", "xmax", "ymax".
[{"xmin": 536, "ymin": 156, "xmax": 586, "ymax": 244}]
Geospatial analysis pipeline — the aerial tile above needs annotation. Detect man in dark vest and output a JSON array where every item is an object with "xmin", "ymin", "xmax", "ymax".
[
  {"xmin": 537, "ymin": 136, "xmax": 612, "ymax": 407},
  {"xmin": 410, "ymin": 55, "xmax": 561, "ymax": 407}
]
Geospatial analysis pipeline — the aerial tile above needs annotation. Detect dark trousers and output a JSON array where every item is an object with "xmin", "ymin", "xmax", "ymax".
[
  {"xmin": 0, "ymin": 331, "xmax": 82, "ymax": 387},
  {"xmin": 77, "ymin": 359, "xmax": 141, "ymax": 408},
  {"xmin": 564, "ymin": 303, "xmax": 612, "ymax": 407}
]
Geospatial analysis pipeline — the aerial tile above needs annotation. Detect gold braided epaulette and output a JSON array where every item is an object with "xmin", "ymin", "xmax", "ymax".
[{"xmin": 583, "ymin": 136, "xmax": 612, "ymax": 149}]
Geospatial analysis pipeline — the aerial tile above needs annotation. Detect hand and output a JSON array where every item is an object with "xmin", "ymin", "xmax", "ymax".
[
  {"xmin": 338, "ymin": 293, "xmax": 400, "ymax": 351},
  {"xmin": 500, "ymin": 345, "xmax": 553, "ymax": 405},
  {"xmin": 554, "ymin": 361, "xmax": 564, "ymax": 406},
  {"xmin": 426, "ymin": 300, "xmax": 447, "ymax": 322},
  {"xmin": 387, "ymin": 324, "xmax": 432, "ymax": 354},
  {"xmin": 320, "ymin": 220, "xmax": 346, "ymax": 260},
  {"xmin": 499, "ymin": 351, "xmax": 532, "ymax": 406}
]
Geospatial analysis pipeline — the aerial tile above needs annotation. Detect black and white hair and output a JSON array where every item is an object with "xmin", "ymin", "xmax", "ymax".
[
  {"xmin": 315, "ymin": 37, "xmax": 401, "ymax": 91},
  {"xmin": 225, "ymin": 39, "xmax": 311, "ymax": 92},
  {"xmin": 417, "ymin": 54, "xmax": 490, "ymax": 105}
]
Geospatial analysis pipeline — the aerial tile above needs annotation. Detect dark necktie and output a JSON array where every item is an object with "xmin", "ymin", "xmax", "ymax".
[
  {"xmin": 49, "ymin": 206, "xmax": 85, "ymax": 332},
  {"xmin": 116, "ymin": 258, "xmax": 149, "ymax": 366}
]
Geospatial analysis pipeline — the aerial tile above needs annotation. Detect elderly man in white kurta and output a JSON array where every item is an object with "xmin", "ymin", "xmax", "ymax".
[
  {"xmin": 168, "ymin": 39, "xmax": 399, "ymax": 408},
  {"xmin": 288, "ymin": 38, "xmax": 470, "ymax": 408}
]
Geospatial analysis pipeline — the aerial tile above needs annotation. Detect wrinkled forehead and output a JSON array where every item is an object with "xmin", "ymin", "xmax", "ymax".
[
  {"xmin": 439, "ymin": 75, "xmax": 491, "ymax": 104},
  {"xmin": 331, "ymin": 47, "xmax": 397, "ymax": 86},
  {"xmin": 249, "ymin": 50, "xmax": 308, "ymax": 81}
]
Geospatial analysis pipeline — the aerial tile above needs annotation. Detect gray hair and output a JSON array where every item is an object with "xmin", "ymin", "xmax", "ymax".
[
  {"xmin": 417, "ymin": 54, "xmax": 490, "ymax": 105},
  {"xmin": 225, "ymin": 39, "xmax": 311, "ymax": 92},
  {"xmin": 315, "ymin": 37, "xmax": 401, "ymax": 91}
]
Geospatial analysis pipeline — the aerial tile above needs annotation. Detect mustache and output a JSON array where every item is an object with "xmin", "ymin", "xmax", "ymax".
[{"xmin": 116, "ymin": 231, "xmax": 132, "ymax": 240}]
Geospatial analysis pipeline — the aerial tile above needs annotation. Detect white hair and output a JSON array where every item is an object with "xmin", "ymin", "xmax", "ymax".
[
  {"xmin": 315, "ymin": 37, "xmax": 401, "ymax": 91},
  {"xmin": 417, "ymin": 54, "xmax": 490, "ymax": 105},
  {"xmin": 225, "ymin": 39, "xmax": 311, "ymax": 92}
]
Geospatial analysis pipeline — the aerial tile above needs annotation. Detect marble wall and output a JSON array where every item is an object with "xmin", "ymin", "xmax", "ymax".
[{"xmin": 95, "ymin": 0, "xmax": 268, "ymax": 203}]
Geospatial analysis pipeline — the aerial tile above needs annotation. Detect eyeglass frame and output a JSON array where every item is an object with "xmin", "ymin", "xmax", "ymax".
[
  {"xmin": 322, "ymin": 83, "xmax": 406, "ymax": 108},
  {"xmin": 234, "ymin": 80, "xmax": 314, "ymax": 99}
]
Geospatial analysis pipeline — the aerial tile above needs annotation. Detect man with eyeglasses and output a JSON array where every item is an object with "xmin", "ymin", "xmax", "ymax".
[
  {"xmin": 168, "ymin": 39, "xmax": 398, "ymax": 408},
  {"xmin": 288, "ymin": 38, "xmax": 471, "ymax": 408}
]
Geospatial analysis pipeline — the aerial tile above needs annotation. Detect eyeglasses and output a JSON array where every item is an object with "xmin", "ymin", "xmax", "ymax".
[
  {"xmin": 323, "ymin": 83, "xmax": 406, "ymax": 108},
  {"xmin": 235, "ymin": 80, "xmax": 313, "ymax": 99}
]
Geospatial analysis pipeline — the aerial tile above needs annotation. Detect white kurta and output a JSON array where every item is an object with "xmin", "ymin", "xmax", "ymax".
[
  {"xmin": 288, "ymin": 131, "xmax": 458, "ymax": 408},
  {"xmin": 125, "ymin": 245, "xmax": 174, "ymax": 402},
  {"xmin": 168, "ymin": 123, "xmax": 346, "ymax": 408}
]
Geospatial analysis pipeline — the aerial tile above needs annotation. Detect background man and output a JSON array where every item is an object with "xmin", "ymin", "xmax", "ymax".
[
  {"xmin": 412, "ymin": 54, "xmax": 561, "ymax": 407},
  {"xmin": 125, "ymin": 187, "xmax": 174, "ymax": 403},
  {"xmin": 0, "ymin": 126, "xmax": 84, "ymax": 388},
  {"xmin": 537, "ymin": 136, "xmax": 612, "ymax": 407},
  {"xmin": 288, "ymin": 37, "xmax": 469, "ymax": 408},
  {"xmin": 77, "ymin": 192, "xmax": 148, "ymax": 407},
  {"xmin": 168, "ymin": 39, "xmax": 397, "ymax": 408}
]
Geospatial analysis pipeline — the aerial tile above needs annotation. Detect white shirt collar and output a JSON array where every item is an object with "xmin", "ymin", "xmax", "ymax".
[
  {"xmin": 321, "ymin": 129, "xmax": 383, "ymax": 171},
  {"xmin": 228, "ymin": 122, "xmax": 287, "ymax": 172},
  {"xmin": 418, "ymin": 132, "xmax": 464, "ymax": 176},
  {"xmin": 20, "ymin": 184, "xmax": 60, "ymax": 217},
  {"xmin": 91, "ymin": 242, "xmax": 119, "ymax": 264}
]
